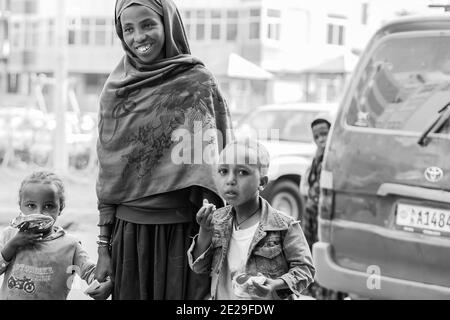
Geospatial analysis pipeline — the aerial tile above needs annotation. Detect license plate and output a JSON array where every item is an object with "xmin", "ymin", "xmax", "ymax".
[{"xmin": 396, "ymin": 203, "xmax": 450, "ymax": 236}]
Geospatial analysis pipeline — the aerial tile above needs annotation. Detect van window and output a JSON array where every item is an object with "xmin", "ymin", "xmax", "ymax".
[{"xmin": 347, "ymin": 34, "xmax": 450, "ymax": 135}]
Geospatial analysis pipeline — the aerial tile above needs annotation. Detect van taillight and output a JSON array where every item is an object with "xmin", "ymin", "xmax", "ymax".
[
  {"xmin": 319, "ymin": 189, "xmax": 334, "ymax": 220},
  {"xmin": 319, "ymin": 170, "xmax": 334, "ymax": 220},
  {"xmin": 318, "ymin": 170, "xmax": 334, "ymax": 243}
]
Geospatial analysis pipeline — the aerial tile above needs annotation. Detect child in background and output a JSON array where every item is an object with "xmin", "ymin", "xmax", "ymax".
[
  {"xmin": 0, "ymin": 171, "xmax": 112, "ymax": 300},
  {"xmin": 302, "ymin": 118, "xmax": 346, "ymax": 300},
  {"xmin": 303, "ymin": 117, "xmax": 331, "ymax": 250},
  {"xmin": 188, "ymin": 139, "xmax": 315, "ymax": 300}
]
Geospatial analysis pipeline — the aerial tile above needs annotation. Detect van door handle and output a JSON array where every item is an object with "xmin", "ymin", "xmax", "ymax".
[{"xmin": 377, "ymin": 183, "xmax": 450, "ymax": 204}]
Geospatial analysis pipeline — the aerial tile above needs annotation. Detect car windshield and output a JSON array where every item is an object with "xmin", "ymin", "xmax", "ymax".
[
  {"xmin": 238, "ymin": 110, "xmax": 324, "ymax": 142},
  {"xmin": 347, "ymin": 33, "xmax": 450, "ymax": 135}
]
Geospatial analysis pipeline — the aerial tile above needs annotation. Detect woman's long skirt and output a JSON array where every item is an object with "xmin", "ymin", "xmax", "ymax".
[{"xmin": 111, "ymin": 218, "xmax": 211, "ymax": 300}]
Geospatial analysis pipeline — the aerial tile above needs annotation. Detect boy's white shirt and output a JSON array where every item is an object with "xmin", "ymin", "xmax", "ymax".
[{"xmin": 216, "ymin": 222, "xmax": 259, "ymax": 300}]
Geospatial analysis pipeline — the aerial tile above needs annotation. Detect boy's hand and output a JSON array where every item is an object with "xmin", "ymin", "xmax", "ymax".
[
  {"xmin": 196, "ymin": 199, "xmax": 216, "ymax": 232},
  {"xmin": 88, "ymin": 279, "xmax": 113, "ymax": 300},
  {"xmin": 252, "ymin": 277, "xmax": 285, "ymax": 299}
]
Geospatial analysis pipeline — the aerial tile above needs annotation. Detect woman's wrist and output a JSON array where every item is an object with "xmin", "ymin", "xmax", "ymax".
[{"xmin": 98, "ymin": 245, "xmax": 111, "ymax": 256}]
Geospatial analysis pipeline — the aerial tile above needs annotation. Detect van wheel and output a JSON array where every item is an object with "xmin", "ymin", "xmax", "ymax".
[{"xmin": 265, "ymin": 180, "xmax": 303, "ymax": 220}]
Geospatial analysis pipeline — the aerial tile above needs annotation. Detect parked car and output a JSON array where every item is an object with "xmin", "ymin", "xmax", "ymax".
[
  {"xmin": 0, "ymin": 106, "xmax": 97, "ymax": 168},
  {"xmin": 313, "ymin": 15, "xmax": 450, "ymax": 299},
  {"xmin": 235, "ymin": 102, "xmax": 336, "ymax": 219}
]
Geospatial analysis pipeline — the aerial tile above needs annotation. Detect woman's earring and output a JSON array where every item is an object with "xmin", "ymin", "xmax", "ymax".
[{"xmin": 259, "ymin": 186, "xmax": 264, "ymax": 191}]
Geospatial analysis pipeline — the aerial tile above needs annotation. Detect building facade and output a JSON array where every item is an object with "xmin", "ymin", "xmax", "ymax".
[
  {"xmin": 0, "ymin": 0, "xmax": 433, "ymax": 113},
  {"xmin": 1, "ymin": 0, "xmax": 121, "ymax": 111}
]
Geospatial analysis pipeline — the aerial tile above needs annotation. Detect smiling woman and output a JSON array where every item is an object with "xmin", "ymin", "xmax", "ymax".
[
  {"xmin": 95, "ymin": 0, "xmax": 232, "ymax": 300},
  {"xmin": 120, "ymin": 4, "xmax": 165, "ymax": 64}
]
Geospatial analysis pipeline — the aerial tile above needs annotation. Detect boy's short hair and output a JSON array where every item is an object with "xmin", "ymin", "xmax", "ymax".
[
  {"xmin": 311, "ymin": 118, "xmax": 331, "ymax": 129},
  {"xmin": 19, "ymin": 171, "xmax": 66, "ymax": 211},
  {"xmin": 220, "ymin": 139, "xmax": 270, "ymax": 176}
]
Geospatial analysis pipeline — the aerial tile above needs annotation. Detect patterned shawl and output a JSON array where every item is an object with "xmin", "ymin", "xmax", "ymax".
[{"xmin": 97, "ymin": 0, "xmax": 232, "ymax": 204}]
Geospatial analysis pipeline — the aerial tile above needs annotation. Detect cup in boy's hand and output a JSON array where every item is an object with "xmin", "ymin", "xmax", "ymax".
[
  {"xmin": 232, "ymin": 272, "xmax": 267, "ymax": 299},
  {"xmin": 196, "ymin": 199, "xmax": 216, "ymax": 232}
]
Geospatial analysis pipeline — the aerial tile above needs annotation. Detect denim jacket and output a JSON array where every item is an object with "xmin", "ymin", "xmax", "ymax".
[{"xmin": 188, "ymin": 197, "xmax": 315, "ymax": 300}]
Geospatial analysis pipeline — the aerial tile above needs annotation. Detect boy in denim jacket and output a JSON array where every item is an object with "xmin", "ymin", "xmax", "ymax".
[{"xmin": 188, "ymin": 139, "xmax": 315, "ymax": 300}]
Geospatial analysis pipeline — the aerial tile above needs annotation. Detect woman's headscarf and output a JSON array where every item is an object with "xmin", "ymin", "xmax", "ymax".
[{"xmin": 97, "ymin": 0, "xmax": 232, "ymax": 204}]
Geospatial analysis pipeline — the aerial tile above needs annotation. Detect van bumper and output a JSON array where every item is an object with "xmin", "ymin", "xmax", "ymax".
[{"xmin": 313, "ymin": 242, "xmax": 450, "ymax": 300}]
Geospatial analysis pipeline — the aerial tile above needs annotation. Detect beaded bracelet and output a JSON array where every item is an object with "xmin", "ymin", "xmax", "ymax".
[{"xmin": 96, "ymin": 240, "xmax": 111, "ymax": 247}]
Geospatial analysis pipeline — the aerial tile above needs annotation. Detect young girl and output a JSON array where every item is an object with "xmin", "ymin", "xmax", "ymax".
[
  {"xmin": 0, "ymin": 171, "xmax": 112, "ymax": 300},
  {"xmin": 188, "ymin": 140, "xmax": 315, "ymax": 300}
]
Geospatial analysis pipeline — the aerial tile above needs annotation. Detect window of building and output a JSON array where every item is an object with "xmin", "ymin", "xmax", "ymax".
[
  {"xmin": 227, "ymin": 23, "xmax": 238, "ymax": 41},
  {"xmin": 196, "ymin": 23, "xmax": 205, "ymax": 40},
  {"xmin": 196, "ymin": 10, "xmax": 205, "ymax": 19},
  {"xmin": 211, "ymin": 24, "xmax": 221, "ymax": 40},
  {"xmin": 46, "ymin": 19, "xmax": 54, "ymax": 46},
  {"xmin": 267, "ymin": 9, "xmax": 281, "ymax": 18},
  {"xmin": 11, "ymin": 0, "xmax": 36, "ymax": 14},
  {"xmin": 211, "ymin": 10, "xmax": 221, "ymax": 19},
  {"xmin": 81, "ymin": 18, "xmax": 91, "ymax": 45},
  {"xmin": 0, "ymin": 0, "xmax": 11, "ymax": 12},
  {"xmin": 94, "ymin": 18, "xmax": 107, "ymax": 46},
  {"xmin": 67, "ymin": 18, "xmax": 77, "ymax": 45},
  {"xmin": 195, "ymin": 10, "xmax": 206, "ymax": 41},
  {"xmin": 327, "ymin": 23, "xmax": 345, "ymax": 45},
  {"xmin": 250, "ymin": 9, "xmax": 261, "ymax": 17},
  {"xmin": 249, "ymin": 22, "xmax": 260, "ymax": 40},
  {"xmin": 7, "ymin": 72, "xmax": 19, "ymax": 93},
  {"xmin": 24, "ymin": 0, "xmax": 36, "ymax": 14},
  {"xmin": 11, "ymin": 21, "xmax": 23, "ymax": 48},
  {"xmin": 249, "ymin": 8, "xmax": 261, "ymax": 40},
  {"xmin": 267, "ymin": 23, "xmax": 280, "ymax": 41},
  {"xmin": 226, "ymin": 10, "xmax": 239, "ymax": 41},
  {"xmin": 266, "ymin": 9, "xmax": 281, "ymax": 41},
  {"xmin": 227, "ymin": 10, "xmax": 238, "ymax": 19},
  {"xmin": 210, "ymin": 10, "xmax": 221, "ymax": 40}
]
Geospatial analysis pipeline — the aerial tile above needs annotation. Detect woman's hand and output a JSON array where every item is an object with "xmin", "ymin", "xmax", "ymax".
[
  {"xmin": 88, "ymin": 278, "xmax": 113, "ymax": 300},
  {"xmin": 95, "ymin": 247, "xmax": 113, "ymax": 282},
  {"xmin": 196, "ymin": 199, "xmax": 216, "ymax": 233}
]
